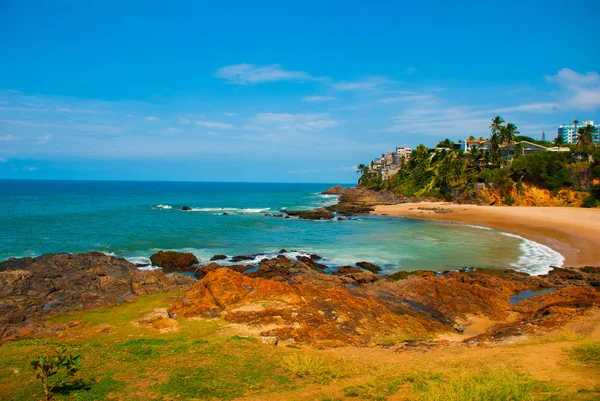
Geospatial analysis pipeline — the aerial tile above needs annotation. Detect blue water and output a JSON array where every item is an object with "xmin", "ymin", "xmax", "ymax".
[{"xmin": 0, "ymin": 180, "xmax": 563, "ymax": 274}]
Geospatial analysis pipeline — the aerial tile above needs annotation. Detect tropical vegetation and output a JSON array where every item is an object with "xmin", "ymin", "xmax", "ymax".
[{"xmin": 357, "ymin": 116, "xmax": 600, "ymax": 207}]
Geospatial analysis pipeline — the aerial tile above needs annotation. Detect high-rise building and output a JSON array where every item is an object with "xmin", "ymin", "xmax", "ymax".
[{"xmin": 558, "ymin": 120, "xmax": 600, "ymax": 144}]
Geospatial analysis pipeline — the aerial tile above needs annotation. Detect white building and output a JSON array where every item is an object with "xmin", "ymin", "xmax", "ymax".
[{"xmin": 558, "ymin": 120, "xmax": 600, "ymax": 144}]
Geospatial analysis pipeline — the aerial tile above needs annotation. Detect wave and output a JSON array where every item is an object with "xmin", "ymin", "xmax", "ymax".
[
  {"xmin": 156, "ymin": 204, "xmax": 172, "ymax": 210},
  {"xmin": 185, "ymin": 207, "xmax": 270, "ymax": 214},
  {"xmin": 499, "ymin": 232, "xmax": 564, "ymax": 275}
]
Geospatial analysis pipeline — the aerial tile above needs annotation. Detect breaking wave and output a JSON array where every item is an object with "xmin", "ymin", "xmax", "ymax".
[
  {"xmin": 185, "ymin": 207, "xmax": 270, "ymax": 214},
  {"xmin": 155, "ymin": 204, "xmax": 172, "ymax": 210},
  {"xmin": 500, "ymin": 232, "xmax": 564, "ymax": 275}
]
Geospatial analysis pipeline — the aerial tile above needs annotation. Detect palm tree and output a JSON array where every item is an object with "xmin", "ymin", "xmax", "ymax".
[
  {"xmin": 356, "ymin": 164, "xmax": 368, "ymax": 177},
  {"xmin": 500, "ymin": 123, "xmax": 519, "ymax": 147},
  {"xmin": 553, "ymin": 135, "xmax": 565, "ymax": 146},
  {"xmin": 573, "ymin": 119, "xmax": 579, "ymax": 140},
  {"xmin": 576, "ymin": 124, "xmax": 598, "ymax": 147},
  {"xmin": 489, "ymin": 116, "xmax": 505, "ymax": 136}
]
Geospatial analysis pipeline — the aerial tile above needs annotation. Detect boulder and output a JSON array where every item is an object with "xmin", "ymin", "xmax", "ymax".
[
  {"xmin": 356, "ymin": 261, "xmax": 381, "ymax": 273},
  {"xmin": 210, "ymin": 254, "xmax": 228, "ymax": 261},
  {"xmin": 181, "ymin": 206, "xmax": 192, "ymax": 211},
  {"xmin": 247, "ymin": 256, "xmax": 323, "ymax": 282},
  {"xmin": 149, "ymin": 250, "xmax": 198, "ymax": 271},
  {"xmin": 230, "ymin": 255, "xmax": 254, "ymax": 262}
]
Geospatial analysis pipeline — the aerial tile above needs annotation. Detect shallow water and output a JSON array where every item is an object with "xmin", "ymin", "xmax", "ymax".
[{"xmin": 0, "ymin": 180, "xmax": 563, "ymax": 274}]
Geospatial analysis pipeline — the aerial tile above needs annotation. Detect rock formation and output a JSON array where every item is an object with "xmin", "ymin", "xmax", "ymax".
[
  {"xmin": 149, "ymin": 250, "xmax": 199, "ymax": 271},
  {"xmin": 0, "ymin": 252, "xmax": 195, "ymax": 341}
]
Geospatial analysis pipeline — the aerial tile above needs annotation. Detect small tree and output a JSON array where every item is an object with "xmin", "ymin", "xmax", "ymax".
[{"xmin": 31, "ymin": 347, "xmax": 81, "ymax": 400}]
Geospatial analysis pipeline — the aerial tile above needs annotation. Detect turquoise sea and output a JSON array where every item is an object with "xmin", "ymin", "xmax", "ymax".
[{"xmin": 0, "ymin": 180, "xmax": 563, "ymax": 275}]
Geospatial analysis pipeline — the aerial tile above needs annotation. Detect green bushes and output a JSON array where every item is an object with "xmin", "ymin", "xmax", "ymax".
[{"xmin": 510, "ymin": 152, "xmax": 573, "ymax": 190}]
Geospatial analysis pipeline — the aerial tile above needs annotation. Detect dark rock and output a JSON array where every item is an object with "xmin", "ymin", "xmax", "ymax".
[
  {"xmin": 210, "ymin": 254, "xmax": 228, "ymax": 261},
  {"xmin": 322, "ymin": 185, "xmax": 344, "ymax": 195},
  {"xmin": 297, "ymin": 256, "xmax": 327, "ymax": 270},
  {"xmin": 282, "ymin": 208, "xmax": 334, "ymax": 220},
  {"xmin": 356, "ymin": 261, "xmax": 381, "ymax": 273},
  {"xmin": 279, "ymin": 249, "xmax": 288, "ymax": 254},
  {"xmin": 0, "ymin": 252, "xmax": 195, "ymax": 341},
  {"xmin": 230, "ymin": 255, "xmax": 254, "ymax": 263},
  {"xmin": 247, "ymin": 256, "xmax": 324, "ymax": 282},
  {"xmin": 181, "ymin": 206, "xmax": 192, "ymax": 211},
  {"xmin": 309, "ymin": 254, "xmax": 322, "ymax": 261},
  {"xmin": 149, "ymin": 251, "xmax": 199, "ymax": 272}
]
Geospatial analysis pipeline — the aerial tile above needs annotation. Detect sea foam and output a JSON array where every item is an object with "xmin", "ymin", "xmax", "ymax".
[
  {"xmin": 156, "ymin": 204, "xmax": 172, "ymax": 210},
  {"xmin": 500, "ymin": 232, "xmax": 564, "ymax": 275},
  {"xmin": 186, "ymin": 207, "xmax": 270, "ymax": 214}
]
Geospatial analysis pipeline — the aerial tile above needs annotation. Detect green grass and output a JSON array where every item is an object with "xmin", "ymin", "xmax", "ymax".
[
  {"xmin": 568, "ymin": 342, "xmax": 600, "ymax": 366},
  {"xmin": 343, "ymin": 369, "xmax": 562, "ymax": 401},
  {"xmin": 281, "ymin": 353, "xmax": 358, "ymax": 384}
]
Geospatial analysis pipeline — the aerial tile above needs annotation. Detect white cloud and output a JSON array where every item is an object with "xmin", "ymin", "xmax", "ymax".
[
  {"xmin": 0, "ymin": 134, "xmax": 16, "ymax": 141},
  {"xmin": 252, "ymin": 113, "xmax": 337, "ymax": 131},
  {"xmin": 331, "ymin": 76, "xmax": 393, "ymax": 92},
  {"xmin": 405, "ymin": 67, "xmax": 418, "ymax": 75},
  {"xmin": 145, "ymin": 116, "xmax": 159, "ymax": 121},
  {"xmin": 215, "ymin": 63, "xmax": 313, "ymax": 84},
  {"xmin": 207, "ymin": 131, "xmax": 220, "ymax": 136},
  {"xmin": 179, "ymin": 117, "xmax": 191, "ymax": 124},
  {"xmin": 125, "ymin": 114, "xmax": 133, "ymax": 118},
  {"xmin": 302, "ymin": 96, "xmax": 336, "ymax": 102},
  {"xmin": 379, "ymin": 94, "xmax": 435, "ymax": 104},
  {"xmin": 545, "ymin": 68, "xmax": 600, "ymax": 110},
  {"xmin": 224, "ymin": 112, "xmax": 238, "ymax": 116},
  {"xmin": 195, "ymin": 120, "xmax": 234, "ymax": 129},
  {"xmin": 36, "ymin": 134, "xmax": 52, "ymax": 144},
  {"xmin": 0, "ymin": 157, "xmax": 6, "ymax": 163},
  {"xmin": 166, "ymin": 127, "xmax": 182, "ymax": 133}
]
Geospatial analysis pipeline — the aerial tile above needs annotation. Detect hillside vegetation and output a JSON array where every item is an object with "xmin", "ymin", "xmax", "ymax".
[{"xmin": 358, "ymin": 117, "xmax": 600, "ymax": 207}]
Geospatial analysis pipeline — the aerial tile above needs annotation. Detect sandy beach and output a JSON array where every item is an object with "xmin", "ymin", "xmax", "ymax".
[{"xmin": 373, "ymin": 203, "xmax": 600, "ymax": 268}]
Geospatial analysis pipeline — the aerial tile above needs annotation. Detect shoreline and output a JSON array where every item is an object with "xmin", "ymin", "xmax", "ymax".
[{"xmin": 372, "ymin": 202, "xmax": 600, "ymax": 268}]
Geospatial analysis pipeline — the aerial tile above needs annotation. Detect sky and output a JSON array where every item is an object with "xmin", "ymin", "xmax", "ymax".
[{"xmin": 0, "ymin": 0, "xmax": 599, "ymax": 182}]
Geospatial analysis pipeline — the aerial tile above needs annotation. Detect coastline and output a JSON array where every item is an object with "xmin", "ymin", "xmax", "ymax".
[{"xmin": 372, "ymin": 203, "xmax": 600, "ymax": 268}]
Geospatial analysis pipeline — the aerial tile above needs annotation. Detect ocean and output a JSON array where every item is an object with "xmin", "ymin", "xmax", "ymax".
[{"xmin": 0, "ymin": 180, "xmax": 563, "ymax": 275}]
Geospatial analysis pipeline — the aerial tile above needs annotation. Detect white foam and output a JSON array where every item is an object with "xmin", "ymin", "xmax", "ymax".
[
  {"xmin": 463, "ymin": 224, "xmax": 492, "ymax": 230},
  {"xmin": 125, "ymin": 256, "xmax": 163, "ymax": 271},
  {"xmin": 500, "ymin": 232, "xmax": 564, "ymax": 275},
  {"xmin": 156, "ymin": 204, "xmax": 172, "ymax": 210},
  {"xmin": 187, "ymin": 207, "xmax": 270, "ymax": 214},
  {"xmin": 317, "ymin": 193, "xmax": 340, "ymax": 207}
]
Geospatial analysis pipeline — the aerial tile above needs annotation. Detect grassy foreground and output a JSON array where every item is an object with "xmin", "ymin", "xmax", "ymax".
[{"xmin": 0, "ymin": 293, "xmax": 599, "ymax": 401}]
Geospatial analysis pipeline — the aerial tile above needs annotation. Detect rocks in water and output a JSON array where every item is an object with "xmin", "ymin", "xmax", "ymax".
[
  {"xmin": 247, "ymin": 256, "xmax": 324, "ymax": 282},
  {"xmin": 297, "ymin": 256, "xmax": 327, "ymax": 270},
  {"xmin": 322, "ymin": 185, "xmax": 344, "ymax": 195},
  {"xmin": 282, "ymin": 208, "xmax": 334, "ymax": 220},
  {"xmin": 0, "ymin": 252, "xmax": 196, "ymax": 341},
  {"xmin": 149, "ymin": 250, "xmax": 199, "ymax": 272},
  {"xmin": 181, "ymin": 206, "xmax": 192, "ymax": 211},
  {"xmin": 356, "ymin": 261, "xmax": 381, "ymax": 273},
  {"xmin": 310, "ymin": 254, "xmax": 322, "ymax": 260},
  {"xmin": 389, "ymin": 270, "xmax": 434, "ymax": 280},
  {"xmin": 230, "ymin": 255, "xmax": 254, "ymax": 263},
  {"xmin": 279, "ymin": 249, "xmax": 288, "ymax": 254},
  {"xmin": 210, "ymin": 254, "xmax": 228, "ymax": 261}
]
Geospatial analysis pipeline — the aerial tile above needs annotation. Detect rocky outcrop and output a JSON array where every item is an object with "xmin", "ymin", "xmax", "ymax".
[
  {"xmin": 282, "ymin": 208, "xmax": 334, "ymax": 220},
  {"xmin": 323, "ymin": 186, "xmax": 406, "ymax": 215},
  {"xmin": 0, "ymin": 252, "xmax": 195, "ymax": 342},
  {"xmin": 194, "ymin": 262, "xmax": 253, "ymax": 279},
  {"xmin": 149, "ymin": 250, "xmax": 198, "ymax": 271},
  {"xmin": 169, "ymin": 268, "xmax": 443, "ymax": 347},
  {"xmin": 168, "ymin": 263, "xmax": 600, "ymax": 347}
]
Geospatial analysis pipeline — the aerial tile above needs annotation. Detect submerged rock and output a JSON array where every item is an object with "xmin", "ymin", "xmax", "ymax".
[
  {"xmin": 210, "ymin": 254, "xmax": 228, "ymax": 261},
  {"xmin": 181, "ymin": 206, "xmax": 192, "ymax": 211},
  {"xmin": 149, "ymin": 250, "xmax": 198, "ymax": 272},
  {"xmin": 282, "ymin": 208, "xmax": 334, "ymax": 220}
]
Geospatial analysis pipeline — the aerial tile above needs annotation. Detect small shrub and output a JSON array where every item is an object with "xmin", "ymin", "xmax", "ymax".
[
  {"xmin": 568, "ymin": 342, "xmax": 600, "ymax": 365},
  {"xmin": 31, "ymin": 346, "xmax": 82, "ymax": 400}
]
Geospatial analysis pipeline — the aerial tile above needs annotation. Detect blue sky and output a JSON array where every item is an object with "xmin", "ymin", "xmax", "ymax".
[{"xmin": 1, "ymin": 0, "xmax": 599, "ymax": 182}]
